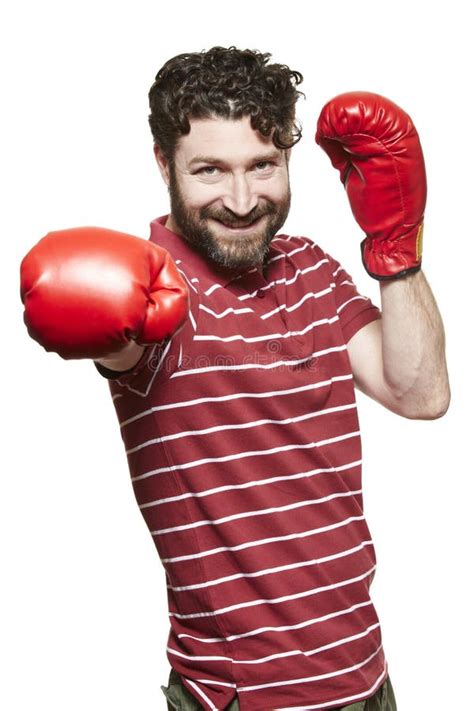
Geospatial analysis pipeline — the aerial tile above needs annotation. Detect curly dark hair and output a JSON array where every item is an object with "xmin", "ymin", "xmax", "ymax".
[{"xmin": 148, "ymin": 46, "xmax": 304, "ymax": 163}]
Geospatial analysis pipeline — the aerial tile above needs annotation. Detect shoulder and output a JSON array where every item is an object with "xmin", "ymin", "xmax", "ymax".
[{"xmin": 271, "ymin": 234, "xmax": 336, "ymax": 287}]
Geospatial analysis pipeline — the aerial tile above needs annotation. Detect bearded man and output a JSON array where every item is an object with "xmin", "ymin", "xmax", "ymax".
[{"xmin": 21, "ymin": 46, "xmax": 450, "ymax": 710}]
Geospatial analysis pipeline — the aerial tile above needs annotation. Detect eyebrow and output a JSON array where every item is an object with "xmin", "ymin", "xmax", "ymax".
[{"xmin": 188, "ymin": 150, "xmax": 283, "ymax": 167}]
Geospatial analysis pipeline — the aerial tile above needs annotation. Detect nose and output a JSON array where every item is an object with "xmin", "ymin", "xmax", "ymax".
[{"xmin": 221, "ymin": 173, "xmax": 259, "ymax": 216}]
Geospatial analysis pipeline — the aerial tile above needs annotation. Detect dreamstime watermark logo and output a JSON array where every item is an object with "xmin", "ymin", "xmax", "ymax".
[
  {"xmin": 147, "ymin": 343, "xmax": 320, "ymax": 375},
  {"xmin": 266, "ymin": 339, "xmax": 282, "ymax": 355}
]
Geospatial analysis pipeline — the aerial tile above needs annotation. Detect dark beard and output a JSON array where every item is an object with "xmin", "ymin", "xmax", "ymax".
[{"xmin": 168, "ymin": 167, "xmax": 291, "ymax": 271}]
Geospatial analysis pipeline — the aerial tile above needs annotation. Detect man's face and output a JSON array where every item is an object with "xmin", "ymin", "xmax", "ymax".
[{"xmin": 155, "ymin": 116, "xmax": 291, "ymax": 271}]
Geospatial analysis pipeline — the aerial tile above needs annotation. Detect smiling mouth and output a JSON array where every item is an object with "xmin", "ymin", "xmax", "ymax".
[{"xmin": 213, "ymin": 216, "xmax": 264, "ymax": 232}]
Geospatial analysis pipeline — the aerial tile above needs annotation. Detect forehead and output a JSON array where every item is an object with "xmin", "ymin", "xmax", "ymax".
[{"xmin": 175, "ymin": 115, "xmax": 279, "ymax": 164}]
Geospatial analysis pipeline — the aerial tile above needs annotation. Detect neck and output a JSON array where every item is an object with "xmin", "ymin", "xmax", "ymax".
[{"xmin": 165, "ymin": 213, "xmax": 181, "ymax": 235}]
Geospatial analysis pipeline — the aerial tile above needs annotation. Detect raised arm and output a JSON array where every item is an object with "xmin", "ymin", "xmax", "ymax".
[{"xmin": 315, "ymin": 91, "xmax": 450, "ymax": 418}]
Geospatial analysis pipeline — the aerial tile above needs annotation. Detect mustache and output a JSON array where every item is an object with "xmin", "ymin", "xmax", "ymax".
[{"xmin": 201, "ymin": 203, "xmax": 277, "ymax": 228}]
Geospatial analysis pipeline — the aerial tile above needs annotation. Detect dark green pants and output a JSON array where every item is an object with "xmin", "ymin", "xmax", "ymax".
[{"xmin": 160, "ymin": 668, "xmax": 397, "ymax": 710}]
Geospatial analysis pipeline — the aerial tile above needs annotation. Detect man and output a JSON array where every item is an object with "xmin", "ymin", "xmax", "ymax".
[{"xmin": 20, "ymin": 47, "xmax": 450, "ymax": 710}]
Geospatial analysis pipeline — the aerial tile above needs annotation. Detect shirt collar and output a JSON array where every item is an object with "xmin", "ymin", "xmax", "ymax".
[{"xmin": 149, "ymin": 215, "xmax": 284, "ymax": 287}]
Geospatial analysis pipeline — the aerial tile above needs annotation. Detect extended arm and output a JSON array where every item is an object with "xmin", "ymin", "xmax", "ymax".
[{"xmin": 20, "ymin": 227, "xmax": 188, "ymax": 367}]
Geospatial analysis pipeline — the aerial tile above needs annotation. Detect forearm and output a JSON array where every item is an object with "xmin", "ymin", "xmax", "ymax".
[
  {"xmin": 380, "ymin": 269, "xmax": 450, "ymax": 417},
  {"xmin": 95, "ymin": 340, "xmax": 145, "ymax": 371}
]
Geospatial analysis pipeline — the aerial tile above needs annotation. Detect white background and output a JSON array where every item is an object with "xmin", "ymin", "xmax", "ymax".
[{"xmin": 2, "ymin": 1, "xmax": 472, "ymax": 709}]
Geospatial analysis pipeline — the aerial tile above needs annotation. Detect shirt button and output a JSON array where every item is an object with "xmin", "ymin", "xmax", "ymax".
[{"xmin": 256, "ymin": 289, "xmax": 265, "ymax": 299}]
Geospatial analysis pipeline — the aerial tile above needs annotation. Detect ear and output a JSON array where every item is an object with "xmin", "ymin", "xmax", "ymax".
[{"xmin": 153, "ymin": 145, "xmax": 171, "ymax": 187}]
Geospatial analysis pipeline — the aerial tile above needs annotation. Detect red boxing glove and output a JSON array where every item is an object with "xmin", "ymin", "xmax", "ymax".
[
  {"xmin": 315, "ymin": 91, "xmax": 427, "ymax": 280},
  {"xmin": 20, "ymin": 227, "xmax": 189, "ymax": 360}
]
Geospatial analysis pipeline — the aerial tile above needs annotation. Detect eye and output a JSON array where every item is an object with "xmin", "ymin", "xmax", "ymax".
[
  {"xmin": 197, "ymin": 166, "xmax": 219, "ymax": 176},
  {"xmin": 254, "ymin": 161, "xmax": 274, "ymax": 171}
]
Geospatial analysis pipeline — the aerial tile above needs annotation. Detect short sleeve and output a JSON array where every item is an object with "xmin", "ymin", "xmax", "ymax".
[{"xmin": 324, "ymin": 250, "xmax": 381, "ymax": 343}]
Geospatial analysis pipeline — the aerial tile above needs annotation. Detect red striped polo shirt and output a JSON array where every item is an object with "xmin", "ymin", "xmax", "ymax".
[{"xmin": 94, "ymin": 215, "xmax": 388, "ymax": 711}]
